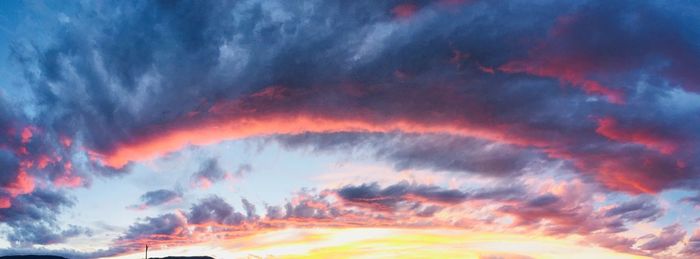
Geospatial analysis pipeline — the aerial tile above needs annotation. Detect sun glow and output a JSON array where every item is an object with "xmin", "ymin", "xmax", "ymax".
[{"xmin": 105, "ymin": 228, "xmax": 649, "ymax": 259}]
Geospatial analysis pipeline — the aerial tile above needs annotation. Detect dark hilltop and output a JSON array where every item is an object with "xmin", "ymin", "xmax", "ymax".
[
  {"xmin": 0, "ymin": 256, "xmax": 68, "ymax": 259},
  {"xmin": 0, "ymin": 256, "xmax": 215, "ymax": 259}
]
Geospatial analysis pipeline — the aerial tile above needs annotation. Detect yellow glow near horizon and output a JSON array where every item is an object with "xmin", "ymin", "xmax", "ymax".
[{"xmin": 104, "ymin": 228, "xmax": 650, "ymax": 259}]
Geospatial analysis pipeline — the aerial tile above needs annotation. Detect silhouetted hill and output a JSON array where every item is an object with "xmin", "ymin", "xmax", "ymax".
[{"xmin": 0, "ymin": 256, "xmax": 68, "ymax": 259}]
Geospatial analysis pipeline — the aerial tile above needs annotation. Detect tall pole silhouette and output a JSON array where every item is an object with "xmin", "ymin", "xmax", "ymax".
[{"xmin": 145, "ymin": 245, "xmax": 148, "ymax": 259}]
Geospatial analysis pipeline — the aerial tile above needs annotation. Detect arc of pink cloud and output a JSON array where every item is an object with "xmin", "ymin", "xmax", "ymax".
[
  {"xmin": 91, "ymin": 114, "xmax": 545, "ymax": 169},
  {"xmin": 86, "ymin": 86, "xmax": 688, "ymax": 194}
]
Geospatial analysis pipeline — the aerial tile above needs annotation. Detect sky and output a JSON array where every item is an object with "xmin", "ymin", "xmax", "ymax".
[{"xmin": 0, "ymin": 0, "xmax": 700, "ymax": 258}]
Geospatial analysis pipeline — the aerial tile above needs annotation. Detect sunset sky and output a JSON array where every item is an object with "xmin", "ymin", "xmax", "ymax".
[{"xmin": 1, "ymin": 0, "xmax": 700, "ymax": 258}]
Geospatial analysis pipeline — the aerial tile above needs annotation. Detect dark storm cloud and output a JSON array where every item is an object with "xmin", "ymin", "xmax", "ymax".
[
  {"xmin": 12, "ymin": 0, "xmax": 429, "ymax": 154},
  {"xmin": 12, "ymin": 0, "xmax": 247, "ymax": 152},
  {"xmin": 12, "ymin": 0, "xmax": 700, "ymax": 195},
  {"xmin": 9, "ymin": 0, "xmax": 578, "ymax": 165},
  {"xmin": 4, "ymin": 0, "xmax": 700, "ymax": 192}
]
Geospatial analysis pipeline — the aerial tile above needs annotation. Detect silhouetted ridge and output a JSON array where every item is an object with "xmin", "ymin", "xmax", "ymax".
[{"xmin": 0, "ymin": 256, "xmax": 68, "ymax": 259}]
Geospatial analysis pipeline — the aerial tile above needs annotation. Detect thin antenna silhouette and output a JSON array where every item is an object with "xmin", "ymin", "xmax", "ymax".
[{"xmin": 145, "ymin": 245, "xmax": 148, "ymax": 259}]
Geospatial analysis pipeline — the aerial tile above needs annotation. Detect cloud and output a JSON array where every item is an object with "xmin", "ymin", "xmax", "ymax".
[
  {"xmin": 0, "ymin": 150, "xmax": 34, "ymax": 200},
  {"xmin": 6, "ymin": 224, "xmax": 90, "ymax": 248},
  {"xmin": 10, "ymin": 0, "xmax": 698, "ymax": 196},
  {"xmin": 0, "ymin": 98, "xmax": 92, "ymax": 248},
  {"xmin": 233, "ymin": 163, "xmax": 253, "ymax": 178},
  {"xmin": 584, "ymin": 233, "xmax": 639, "ymax": 255},
  {"xmin": 3, "ymin": 0, "xmax": 700, "ymax": 256},
  {"xmin": 11, "ymin": 0, "xmax": 415, "ymax": 160},
  {"xmin": 0, "ymin": 189, "xmax": 87, "ymax": 246},
  {"xmin": 115, "ymin": 184, "xmax": 473, "ymax": 256},
  {"xmin": 469, "ymin": 186, "xmax": 526, "ymax": 201},
  {"xmin": 77, "ymin": 80, "xmax": 699, "ymax": 194},
  {"xmin": 499, "ymin": 1, "xmax": 700, "ymax": 102},
  {"xmin": 603, "ymin": 197, "xmax": 663, "ymax": 223},
  {"xmin": 117, "ymin": 211, "xmax": 189, "ymax": 252},
  {"xmin": 241, "ymin": 198, "xmax": 258, "ymax": 221},
  {"xmin": 595, "ymin": 117, "xmax": 680, "ymax": 155},
  {"xmin": 391, "ymin": 4, "xmax": 418, "ymax": 19},
  {"xmin": 191, "ymin": 159, "xmax": 229, "ymax": 189},
  {"xmin": 127, "ymin": 189, "xmax": 182, "ymax": 210},
  {"xmin": 102, "ymin": 179, "xmax": 668, "ymax": 257},
  {"xmin": 188, "ymin": 196, "xmax": 245, "ymax": 226},
  {"xmin": 681, "ymin": 192, "xmax": 700, "ymax": 207},
  {"xmin": 335, "ymin": 181, "xmax": 470, "ymax": 210},
  {"xmin": 682, "ymin": 229, "xmax": 700, "ymax": 256},
  {"xmin": 7, "ymin": 0, "xmax": 559, "ymax": 167},
  {"xmin": 113, "ymin": 195, "xmax": 256, "ymax": 255},
  {"xmin": 494, "ymin": 180, "xmax": 663, "ymax": 236},
  {"xmin": 276, "ymin": 132, "xmax": 547, "ymax": 177},
  {"xmin": 265, "ymin": 192, "xmax": 340, "ymax": 221},
  {"xmin": 639, "ymin": 224, "xmax": 685, "ymax": 252}
]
